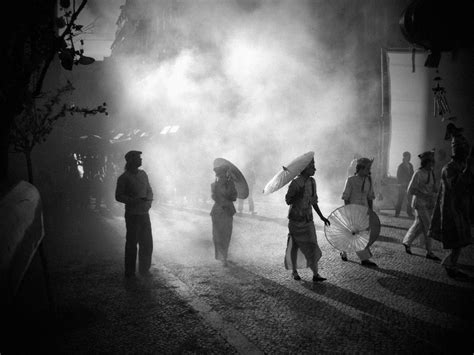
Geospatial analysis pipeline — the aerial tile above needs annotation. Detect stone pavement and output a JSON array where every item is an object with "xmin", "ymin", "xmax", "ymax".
[{"xmin": 3, "ymin": 198, "xmax": 474, "ymax": 354}]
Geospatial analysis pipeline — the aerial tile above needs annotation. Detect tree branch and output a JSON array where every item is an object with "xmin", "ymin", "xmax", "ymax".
[{"xmin": 33, "ymin": 0, "xmax": 88, "ymax": 97}]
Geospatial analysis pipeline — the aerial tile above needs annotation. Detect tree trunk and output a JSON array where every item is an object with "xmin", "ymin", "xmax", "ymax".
[
  {"xmin": 0, "ymin": 121, "xmax": 10, "ymax": 184},
  {"xmin": 25, "ymin": 150, "xmax": 34, "ymax": 185}
]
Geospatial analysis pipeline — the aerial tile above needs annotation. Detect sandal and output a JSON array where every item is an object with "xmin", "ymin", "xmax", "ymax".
[
  {"xmin": 403, "ymin": 243, "xmax": 412, "ymax": 255},
  {"xmin": 292, "ymin": 271, "xmax": 301, "ymax": 281},
  {"xmin": 426, "ymin": 253, "xmax": 441, "ymax": 261},
  {"xmin": 312, "ymin": 274, "xmax": 327, "ymax": 282}
]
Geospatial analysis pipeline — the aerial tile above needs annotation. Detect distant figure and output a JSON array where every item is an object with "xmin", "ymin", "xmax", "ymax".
[
  {"xmin": 115, "ymin": 150, "xmax": 154, "ymax": 278},
  {"xmin": 395, "ymin": 151, "xmax": 414, "ymax": 217},
  {"xmin": 104, "ymin": 154, "xmax": 119, "ymax": 213},
  {"xmin": 237, "ymin": 159, "xmax": 257, "ymax": 215},
  {"xmin": 85, "ymin": 154, "xmax": 105, "ymax": 211},
  {"xmin": 210, "ymin": 164, "xmax": 238, "ymax": 267},
  {"xmin": 429, "ymin": 125, "xmax": 473, "ymax": 278},
  {"xmin": 285, "ymin": 158, "xmax": 330, "ymax": 282},
  {"xmin": 340, "ymin": 157, "xmax": 378, "ymax": 267},
  {"xmin": 347, "ymin": 153, "xmax": 362, "ymax": 177},
  {"xmin": 402, "ymin": 150, "xmax": 440, "ymax": 261}
]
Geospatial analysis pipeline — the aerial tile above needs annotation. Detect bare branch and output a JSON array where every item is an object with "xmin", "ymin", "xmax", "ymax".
[{"xmin": 33, "ymin": 0, "xmax": 89, "ymax": 97}]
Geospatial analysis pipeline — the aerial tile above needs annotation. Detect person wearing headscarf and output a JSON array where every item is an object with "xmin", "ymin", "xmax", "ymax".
[
  {"xmin": 347, "ymin": 153, "xmax": 362, "ymax": 177},
  {"xmin": 210, "ymin": 164, "xmax": 238, "ymax": 267},
  {"xmin": 340, "ymin": 157, "xmax": 378, "ymax": 267},
  {"xmin": 429, "ymin": 129, "xmax": 473, "ymax": 278},
  {"xmin": 402, "ymin": 150, "xmax": 440, "ymax": 261},
  {"xmin": 285, "ymin": 157, "xmax": 330, "ymax": 282}
]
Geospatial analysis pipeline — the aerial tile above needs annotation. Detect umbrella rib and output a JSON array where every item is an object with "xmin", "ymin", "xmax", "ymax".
[
  {"xmin": 328, "ymin": 223, "xmax": 349, "ymax": 233},
  {"xmin": 331, "ymin": 214, "xmax": 353, "ymax": 233}
]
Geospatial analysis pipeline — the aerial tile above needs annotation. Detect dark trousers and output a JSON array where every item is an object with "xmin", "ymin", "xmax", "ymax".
[
  {"xmin": 124, "ymin": 213, "xmax": 153, "ymax": 275},
  {"xmin": 395, "ymin": 185, "xmax": 413, "ymax": 216}
]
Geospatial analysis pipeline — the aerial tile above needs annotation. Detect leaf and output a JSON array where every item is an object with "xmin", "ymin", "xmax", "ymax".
[
  {"xmin": 78, "ymin": 55, "xmax": 95, "ymax": 65},
  {"xmin": 54, "ymin": 37, "xmax": 68, "ymax": 50},
  {"xmin": 58, "ymin": 49, "xmax": 74, "ymax": 70},
  {"xmin": 56, "ymin": 17, "xmax": 66, "ymax": 29}
]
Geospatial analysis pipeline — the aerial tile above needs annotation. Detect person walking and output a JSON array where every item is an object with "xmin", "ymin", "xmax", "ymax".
[
  {"xmin": 210, "ymin": 164, "xmax": 238, "ymax": 267},
  {"xmin": 395, "ymin": 151, "xmax": 414, "ymax": 217},
  {"xmin": 285, "ymin": 158, "xmax": 330, "ymax": 282},
  {"xmin": 115, "ymin": 150, "xmax": 154, "ymax": 278},
  {"xmin": 340, "ymin": 157, "xmax": 378, "ymax": 267},
  {"xmin": 429, "ymin": 126, "xmax": 473, "ymax": 278},
  {"xmin": 402, "ymin": 150, "xmax": 440, "ymax": 261}
]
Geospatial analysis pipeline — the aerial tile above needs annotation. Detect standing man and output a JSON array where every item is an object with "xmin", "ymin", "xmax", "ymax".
[
  {"xmin": 395, "ymin": 151, "xmax": 414, "ymax": 218},
  {"xmin": 285, "ymin": 157, "xmax": 330, "ymax": 282},
  {"xmin": 115, "ymin": 150, "xmax": 154, "ymax": 278}
]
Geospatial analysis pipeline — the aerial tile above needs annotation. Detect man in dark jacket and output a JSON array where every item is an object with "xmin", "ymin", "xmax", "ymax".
[
  {"xmin": 115, "ymin": 150, "xmax": 154, "ymax": 278},
  {"xmin": 395, "ymin": 151, "xmax": 414, "ymax": 217}
]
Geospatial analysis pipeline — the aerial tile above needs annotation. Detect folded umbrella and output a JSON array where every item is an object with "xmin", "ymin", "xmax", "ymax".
[
  {"xmin": 263, "ymin": 151, "xmax": 314, "ymax": 195},
  {"xmin": 213, "ymin": 158, "xmax": 249, "ymax": 199},
  {"xmin": 324, "ymin": 204, "xmax": 380, "ymax": 253}
]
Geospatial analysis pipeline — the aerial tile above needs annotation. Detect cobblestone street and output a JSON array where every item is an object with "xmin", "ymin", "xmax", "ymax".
[{"xmin": 5, "ymin": 197, "xmax": 474, "ymax": 354}]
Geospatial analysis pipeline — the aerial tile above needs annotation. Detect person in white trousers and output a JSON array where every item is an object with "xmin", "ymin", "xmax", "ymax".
[{"xmin": 402, "ymin": 150, "xmax": 440, "ymax": 261}]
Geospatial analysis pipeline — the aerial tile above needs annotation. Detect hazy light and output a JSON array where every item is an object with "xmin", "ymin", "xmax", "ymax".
[
  {"xmin": 169, "ymin": 125, "xmax": 180, "ymax": 133},
  {"xmin": 109, "ymin": 0, "xmax": 365, "ymax": 219},
  {"xmin": 160, "ymin": 125, "xmax": 180, "ymax": 134},
  {"xmin": 160, "ymin": 126, "xmax": 171, "ymax": 134},
  {"xmin": 77, "ymin": 165, "xmax": 84, "ymax": 179}
]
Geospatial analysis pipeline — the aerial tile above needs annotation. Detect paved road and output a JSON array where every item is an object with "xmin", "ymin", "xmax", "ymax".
[
  {"xmin": 157, "ymin": 201, "xmax": 474, "ymax": 354},
  {"xmin": 5, "ymin": 198, "xmax": 474, "ymax": 354}
]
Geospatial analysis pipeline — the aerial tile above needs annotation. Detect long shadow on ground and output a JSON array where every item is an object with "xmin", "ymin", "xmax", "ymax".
[
  {"xmin": 175, "ymin": 262, "xmax": 472, "ymax": 354},
  {"xmin": 373, "ymin": 267, "xmax": 474, "ymax": 319}
]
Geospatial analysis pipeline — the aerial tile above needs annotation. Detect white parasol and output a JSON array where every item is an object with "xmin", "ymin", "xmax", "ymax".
[
  {"xmin": 263, "ymin": 151, "xmax": 314, "ymax": 195},
  {"xmin": 324, "ymin": 204, "xmax": 380, "ymax": 253},
  {"xmin": 213, "ymin": 158, "xmax": 249, "ymax": 199}
]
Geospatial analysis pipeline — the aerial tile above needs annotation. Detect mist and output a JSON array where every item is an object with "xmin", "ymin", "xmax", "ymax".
[{"xmin": 107, "ymin": 0, "xmax": 371, "ymax": 211}]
